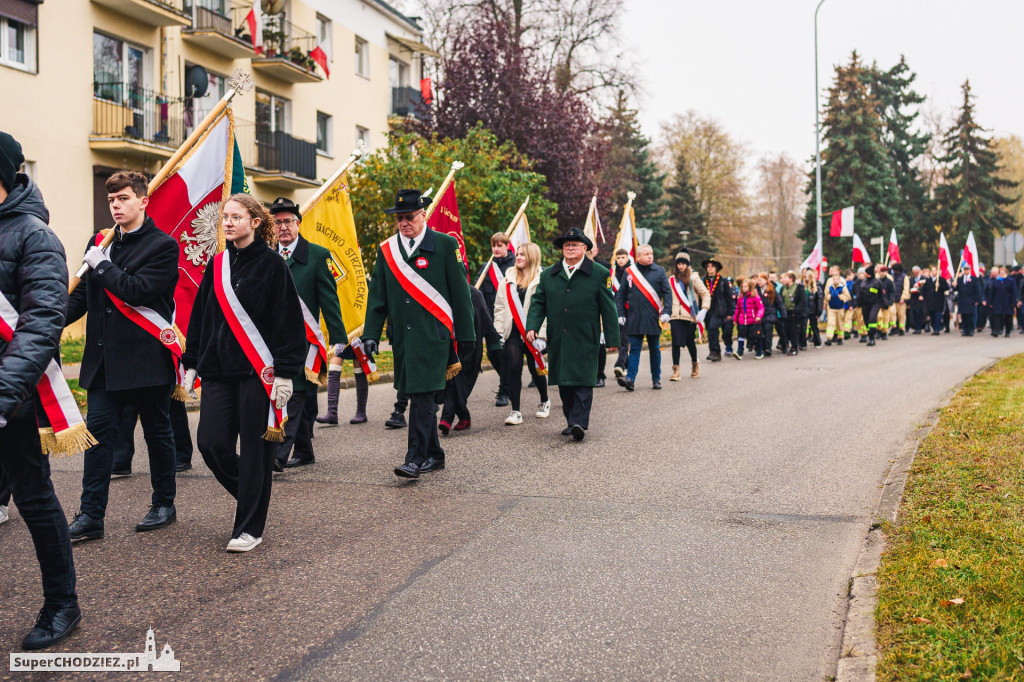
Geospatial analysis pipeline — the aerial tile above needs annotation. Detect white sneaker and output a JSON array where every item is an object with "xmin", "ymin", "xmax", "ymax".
[
  {"xmin": 504, "ymin": 410, "xmax": 523, "ymax": 425},
  {"xmin": 0, "ymin": 505, "xmax": 9, "ymax": 525},
  {"xmin": 226, "ymin": 533, "xmax": 262, "ymax": 553},
  {"xmin": 613, "ymin": 366, "xmax": 625, "ymax": 378},
  {"xmin": 535, "ymin": 401, "xmax": 551, "ymax": 418}
]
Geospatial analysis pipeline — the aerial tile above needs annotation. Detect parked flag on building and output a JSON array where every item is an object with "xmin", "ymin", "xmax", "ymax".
[
  {"xmin": 420, "ymin": 78, "xmax": 434, "ymax": 106},
  {"xmin": 310, "ymin": 42, "xmax": 330, "ymax": 78},
  {"xmin": 887, "ymin": 229, "xmax": 901, "ymax": 264},
  {"xmin": 830, "ymin": 206, "xmax": 855, "ymax": 237},
  {"xmin": 938, "ymin": 232, "xmax": 955, "ymax": 279},
  {"xmin": 963, "ymin": 231, "xmax": 980, "ymax": 276},
  {"xmin": 799, "ymin": 238, "xmax": 823, "ymax": 272},
  {"xmin": 851, "ymin": 233, "xmax": 870, "ymax": 264},
  {"xmin": 245, "ymin": 5, "xmax": 264, "ymax": 55}
]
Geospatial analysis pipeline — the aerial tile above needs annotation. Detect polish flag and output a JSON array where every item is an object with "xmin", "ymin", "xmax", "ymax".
[
  {"xmin": 887, "ymin": 229, "xmax": 901, "ymax": 264},
  {"xmin": 310, "ymin": 42, "xmax": 330, "ymax": 78},
  {"xmin": 507, "ymin": 211, "xmax": 530, "ymax": 254},
  {"xmin": 938, "ymin": 232, "xmax": 955, "ymax": 279},
  {"xmin": 614, "ymin": 201, "xmax": 637, "ymax": 260},
  {"xmin": 246, "ymin": 5, "xmax": 264, "ymax": 55},
  {"xmin": 830, "ymin": 206, "xmax": 855, "ymax": 237},
  {"xmin": 583, "ymin": 195, "xmax": 604, "ymax": 246},
  {"xmin": 799, "ymin": 238, "xmax": 823, "ymax": 272},
  {"xmin": 851, "ymin": 233, "xmax": 870, "ymax": 264},
  {"xmin": 963, "ymin": 231, "xmax": 980, "ymax": 276}
]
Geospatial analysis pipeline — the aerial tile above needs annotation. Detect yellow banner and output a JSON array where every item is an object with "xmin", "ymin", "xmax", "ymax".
[{"xmin": 300, "ymin": 172, "xmax": 368, "ymax": 339}]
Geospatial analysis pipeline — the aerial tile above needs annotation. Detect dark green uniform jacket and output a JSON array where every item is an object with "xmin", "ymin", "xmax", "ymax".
[
  {"xmin": 283, "ymin": 235, "xmax": 346, "ymax": 392},
  {"xmin": 363, "ymin": 229, "xmax": 475, "ymax": 394},
  {"xmin": 525, "ymin": 257, "xmax": 620, "ymax": 387}
]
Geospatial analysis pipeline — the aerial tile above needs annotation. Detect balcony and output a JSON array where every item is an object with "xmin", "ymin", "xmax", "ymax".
[
  {"xmin": 90, "ymin": 83, "xmax": 187, "ymax": 159},
  {"xmin": 235, "ymin": 119, "xmax": 319, "ymax": 190},
  {"xmin": 90, "ymin": 0, "xmax": 191, "ymax": 27},
  {"xmin": 182, "ymin": 3, "xmax": 255, "ymax": 59},
  {"xmin": 390, "ymin": 86, "xmax": 427, "ymax": 121},
  {"xmin": 251, "ymin": 19, "xmax": 323, "ymax": 84}
]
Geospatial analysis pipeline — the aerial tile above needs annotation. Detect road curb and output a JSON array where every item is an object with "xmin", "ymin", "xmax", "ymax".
[{"xmin": 835, "ymin": 361, "xmax": 999, "ymax": 682}]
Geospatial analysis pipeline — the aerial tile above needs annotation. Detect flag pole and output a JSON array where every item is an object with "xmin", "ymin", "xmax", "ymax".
[
  {"xmin": 424, "ymin": 160, "xmax": 464, "ymax": 222},
  {"xmin": 70, "ymin": 70, "xmax": 255, "ymax": 293},
  {"xmin": 473, "ymin": 196, "xmax": 530, "ymax": 289},
  {"xmin": 299, "ymin": 141, "xmax": 365, "ymax": 216}
]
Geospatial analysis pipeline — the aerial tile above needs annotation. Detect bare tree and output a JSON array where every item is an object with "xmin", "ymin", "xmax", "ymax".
[{"xmin": 755, "ymin": 153, "xmax": 808, "ymax": 272}]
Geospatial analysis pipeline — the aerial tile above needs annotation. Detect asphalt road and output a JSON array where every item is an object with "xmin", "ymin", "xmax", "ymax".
[{"xmin": 3, "ymin": 332, "xmax": 1022, "ymax": 680}]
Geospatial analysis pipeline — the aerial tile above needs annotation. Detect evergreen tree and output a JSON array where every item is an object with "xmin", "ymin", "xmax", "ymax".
[
  {"xmin": 801, "ymin": 52, "xmax": 900, "ymax": 265},
  {"xmin": 663, "ymin": 150, "xmax": 714, "ymax": 260},
  {"xmin": 933, "ymin": 80, "xmax": 1019, "ymax": 250}
]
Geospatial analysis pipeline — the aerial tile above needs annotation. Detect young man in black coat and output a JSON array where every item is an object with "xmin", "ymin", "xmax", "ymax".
[
  {"xmin": 65, "ymin": 170, "xmax": 180, "ymax": 541},
  {"xmin": 702, "ymin": 258, "xmax": 734, "ymax": 361},
  {"xmin": 615, "ymin": 244, "xmax": 672, "ymax": 390},
  {"xmin": 0, "ymin": 132, "xmax": 81, "ymax": 649},
  {"xmin": 922, "ymin": 267, "xmax": 950, "ymax": 336},
  {"xmin": 475, "ymin": 232, "xmax": 516, "ymax": 407}
]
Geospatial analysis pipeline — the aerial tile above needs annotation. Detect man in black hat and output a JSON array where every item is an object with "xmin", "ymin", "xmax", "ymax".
[
  {"xmin": 363, "ymin": 189, "xmax": 476, "ymax": 478},
  {"xmin": 526, "ymin": 227, "xmax": 619, "ymax": 441},
  {"xmin": 268, "ymin": 197, "xmax": 347, "ymax": 470},
  {"xmin": 702, "ymin": 257, "xmax": 735, "ymax": 361}
]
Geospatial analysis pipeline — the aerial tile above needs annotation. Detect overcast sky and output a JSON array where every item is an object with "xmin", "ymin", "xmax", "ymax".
[{"xmin": 623, "ymin": 0, "xmax": 1024, "ymax": 170}]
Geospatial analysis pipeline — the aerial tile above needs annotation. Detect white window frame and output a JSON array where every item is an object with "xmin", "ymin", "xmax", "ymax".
[
  {"xmin": 19, "ymin": 160, "xmax": 36, "ymax": 181},
  {"xmin": 316, "ymin": 111, "xmax": 333, "ymax": 157},
  {"xmin": 314, "ymin": 13, "xmax": 332, "ymax": 59},
  {"xmin": 354, "ymin": 36, "xmax": 369, "ymax": 78},
  {"xmin": 256, "ymin": 90, "xmax": 291, "ymax": 134},
  {"xmin": 93, "ymin": 31, "xmax": 152, "ymax": 100},
  {"xmin": 0, "ymin": 15, "xmax": 37, "ymax": 72},
  {"xmin": 355, "ymin": 125, "xmax": 370, "ymax": 150}
]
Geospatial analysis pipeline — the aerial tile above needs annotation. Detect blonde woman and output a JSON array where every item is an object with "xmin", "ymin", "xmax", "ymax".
[{"xmin": 492, "ymin": 242, "xmax": 548, "ymax": 425}]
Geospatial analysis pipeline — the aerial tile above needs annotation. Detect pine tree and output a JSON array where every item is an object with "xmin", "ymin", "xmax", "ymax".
[
  {"xmin": 934, "ymin": 80, "xmax": 1019, "ymax": 250},
  {"xmin": 801, "ymin": 52, "xmax": 900, "ymax": 265},
  {"xmin": 663, "ymin": 150, "xmax": 714, "ymax": 259}
]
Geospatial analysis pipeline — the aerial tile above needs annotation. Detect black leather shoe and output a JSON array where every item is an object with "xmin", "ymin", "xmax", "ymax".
[
  {"xmin": 385, "ymin": 411, "xmax": 407, "ymax": 429},
  {"xmin": 394, "ymin": 462, "xmax": 420, "ymax": 478},
  {"xmin": 273, "ymin": 459, "xmax": 285, "ymax": 473},
  {"xmin": 616, "ymin": 376, "xmax": 635, "ymax": 391},
  {"xmin": 570, "ymin": 425, "xmax": 586, "ymax": 441},
  {"xmin": 495, "ymin": 392, "xmax": 509, "ymax": 407},
  {"xmin": 68, "ymin": 513, "xmax": 103, "ymax": 542},
  {"xmin": 561, "ymin": 427, "xmax": 573, "ymax": 436},
  {"xmin": 175, "ymin": 462, "xmax": 192, "ymax": 473},
  {"xmin": 652, "ymin": 380, "xmax": 662, "ymax": 390},
  {"xmin": 21, "ymin": 604, "xmax": 82, "ymax": 650},
  {"xmin": 595, "ymin": 377, "xmax": 605, "ymax": 387},
  {"xmin": 420, "ymin": 457, "xmax": 445, "ymax": 473},
  {"xmin": 135, "ymin": 505, "xmax": 176, "ymax": 532},
  {"xmin": 284, "ymin": 457, "xmax": 314, "ymax": 468}
]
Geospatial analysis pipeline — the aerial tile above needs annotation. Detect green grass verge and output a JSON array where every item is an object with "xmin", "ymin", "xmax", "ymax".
[
  {"xmin": 61, "ymin": 336, "xmax": 85, "ymax": 365},
  {"xmin": 876, "ymin": 354, "xmax": 1024, "ymax": 680},
  {"xmin": 338, "ymin": 350, "xmax": 394, "ymax": 377},
  {"xmin": 67, "ymin": 378, "xmax": 87, "ymax": 412}
]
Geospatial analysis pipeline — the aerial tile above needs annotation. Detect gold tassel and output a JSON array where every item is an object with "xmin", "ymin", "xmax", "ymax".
[
  {"xmin": 537, "ymin": 368, "xmax": 549, "ymax": 376},
  {"xmin": 367, "ymin": 371, "xmax": 380, "ymax": 384},
  {"xmin": 39, "ymin": 423, "xmax": 98, "ymax": 458},
  {"xmin": 445, "ymin": 361, "xmax": 462, "ymax": 381},
  {"xmin": 262, "ymin": 427, "xmax": 285, "ymax": 442},
  {"xmin": 38, "ymin": 427, "xmax": 58, "ymax": 455},
  {"xmin": 305, "ymin": 367, "xmax": 321, "ymax": 384},
  {"xmin": 171, "ymin": 384, "xmax": 190, "ymax": 402}
]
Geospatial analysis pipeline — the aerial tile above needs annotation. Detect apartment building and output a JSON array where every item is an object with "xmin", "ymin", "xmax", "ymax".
[{"xmin": 0, "ymin": 0, "xmax": 434, "ymax": 264}]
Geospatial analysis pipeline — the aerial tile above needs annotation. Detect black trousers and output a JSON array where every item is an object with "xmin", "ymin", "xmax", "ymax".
[
  {"xmin": 500, "ymin": 333, "xmax": 548, "ymax": 412},
  {"xmin": 761, "ymin": 321, "xmax": 776, "ymax": 353},
  {"xmin": 706, "ymin": 313, "xmax": 733, "ymax": 354},
  {"xmin": 960, "ymin": 308, "xmax": 976, "ymax": 335},
  {"xmin": 82, "ymin": 385, "xmax": 176, "ymax": 519},
  {"xmin": 0, "ymin": 410, "xmax": 77, "ymax": 608},
  {"xmin": 670, "ymin": 319, "xmax": 698, "ymax": 364},
  {"xmin": 909, "ymin": 306, "xmax": 925, "ymax": 332},
  {"xmin": 486, "ymin": 329, "xmax": 507, "ymax": 397},
  {"xmin": 991, "ymin": 312, "xmax": 1014, "ymax": 336},
  {"xmin": 614, "ymin": 325, "xmax": 629, "ymax": 368},
  {"xmin": 441, "ymin": 360, "xmax": 481, "ymax": 424},
  {"xmin": 276, "ymin": 389, "xmax": 317, "ymax": 464},
  {"xmin": 783, "ymin": 316, "xmax": 804, "ymax": 352},
  {"xmin": 113, "ymin": 399, "xmax": 194, "ymax": 470},
  {"xmin": 558, "ymin": 385, "xmax": 593, "ymax": 429},
  {"xmin": 406, "ymin": 392, "xmax": 445, "ymax": 465},
  {"xmin": 197, "ymin": 377, "xmax": 277, "ymax": 539},
  {"xmin": 806, "ymin": 317, "xmax": 821, "ymax": 346},
  {"xmin": 394, "ymin": 391, "xmax": 409, "ymax": 414}
]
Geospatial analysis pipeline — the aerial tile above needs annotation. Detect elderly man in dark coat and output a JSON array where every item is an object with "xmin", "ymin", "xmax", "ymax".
[
  {"xmin": 614, "ymin": 243, "xmax": 671, "ymax": 390},
  {"xmin": 526, "ymin": 227, "xmax": 619, "ymax": 442},
  {"xmin": 363, "ymin": 189, "xmax": 476, "ymax": 478},
  {"xmin": 954, "ymin": 269, "xmax": 983, "ymax": 336}
]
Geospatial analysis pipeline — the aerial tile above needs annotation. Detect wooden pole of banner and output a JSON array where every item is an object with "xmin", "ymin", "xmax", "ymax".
[
  {"xmin": 423, "ymin": 160, "xmax": 464, "ymax": 222},
  {"xmin": 473, "ymin": 196, "xmax": 531, "ymax": 289},
  {"xmin": 70, "ymin": 70, "xmax": 255, "ymax": 294},
  {"xmin": 298, "ymin": 141, "xmax": 365, "ymax": 216}
]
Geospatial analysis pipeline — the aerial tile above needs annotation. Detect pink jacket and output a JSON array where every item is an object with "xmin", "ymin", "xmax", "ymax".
[{"xmin": 733, "ymin": 293, "xmax": 765, "ymax": 325}]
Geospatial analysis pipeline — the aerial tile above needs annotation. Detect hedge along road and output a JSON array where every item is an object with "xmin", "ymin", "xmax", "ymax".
[{"xmin": 4, "ymin": 333, "xmax": 1022, "ymax": 680}]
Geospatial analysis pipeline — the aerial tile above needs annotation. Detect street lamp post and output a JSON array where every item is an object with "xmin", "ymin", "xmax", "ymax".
[{"xmin": 814, "ymin": 0, "xmax": 828, "ymax": 253}]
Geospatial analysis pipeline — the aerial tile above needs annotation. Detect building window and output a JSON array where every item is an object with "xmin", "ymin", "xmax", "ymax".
[
  {"xmin": 18, "ymin": 160, "xmax": 35, "ymax": 181},
  {"xmin": 389, "ymin": 57, "xmax": 408, "ymax": 89},
  {"xmin": 356, "ymin": 126, "xmax": 370, "ymax": 149},
  {"xmin": 255, "ymin": 90, "xmax": 290, "ymax": 137},
  {"xmin": 316, "ymin": 112, "xmax": 332, "ymax": 155},
  {"xmin": 0, "ymin": 15, "xmax": 37, "ymax": 71},
  {"xmin": 93, "ymin": 32, "xmax": 148, "ymax": 101},
  {"xmin": 184, "ymin": 68, "xmax": 226, "ymax": 133},
  {"xmin": 354, "ymin": 36, "xmax": 368, "ymax": 77},
  {"xmin": 315, "ymin": 14, "xmax": 331, "ymax": 55}
]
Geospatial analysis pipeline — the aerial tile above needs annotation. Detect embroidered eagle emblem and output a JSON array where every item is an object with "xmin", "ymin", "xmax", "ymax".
[{"xmin": 179, "ymin": 202, "xmax": 220, "ymax": 267}]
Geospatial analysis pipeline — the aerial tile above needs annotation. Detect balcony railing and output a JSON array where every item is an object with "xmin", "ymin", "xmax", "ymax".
[
  {"xmin": 182, "ymin": 2, "xmax": 255, "ymax": 57},
  {"xmin": 90, "ymin": 0, "xmax": 191, "ymax": 27},
  {"xmin": 391, "ymin": 86, "xmax": 427, "ymax": 120},
  {"xmin": 234, "ymin": 118, "xmax": 317, "ymax": 182},
  {"xmin": 250, "ymin": 17, "xmax": 323, "ymax": 82},
  {"xmin": 92, "ymin": 83, "xmax": 186, "ymax": 150}
]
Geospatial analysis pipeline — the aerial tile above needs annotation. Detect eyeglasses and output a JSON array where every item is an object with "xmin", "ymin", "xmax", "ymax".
[
  {"xmin": 222, "ymin": 214, "xmax": 253, "ymax": 225},
  {"xmin": 274, "ymin": 218, "xmax": 298, "ymax": 227},
  {"xmin": 394, "ymin": 211, "xmax": 423, "ymax": 224}
]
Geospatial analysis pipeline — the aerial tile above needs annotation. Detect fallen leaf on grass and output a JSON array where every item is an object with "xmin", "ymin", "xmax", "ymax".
[
  {"xmin": 933, "ymin": 558, "xmax": 948, "ymax": 567},
  {"xmin": 974, "ymin": 483, "xmax": 994, "ymax": 491},
  {"xmin": 912, "ymin": 616, "xmax": 933, "ymax": 624},
  {"xmin": 960, "ymin": 670, "xmax": 972, "ymax": 680},
  {"xmin": 940, "ymin": 597, "xmax": 966, "ymax": 606}
]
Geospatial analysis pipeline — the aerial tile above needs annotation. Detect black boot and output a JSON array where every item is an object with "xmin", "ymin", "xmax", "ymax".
[
  {"xmin": 316, "ymin": 368, "xmax": 341, "ymax": 426},
  {"xmin": 385, "ymin": 410, "xmax": 407, "ymax": 429},
  {"xmin": 350, "ymin": 371, "xmax": 368, "ymax": 424}
]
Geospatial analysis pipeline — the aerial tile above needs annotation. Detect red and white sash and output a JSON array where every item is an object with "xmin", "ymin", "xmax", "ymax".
[
  {"xmin": 212, "ymin": 251, "xmax": 288, "ymax": 440},
  {"xmin": 297, "ymin": 297, "xmax": 328, "ymax": 385},
  {"xmin": 505, "ymin": 280, "xmax": 547, "ymax": 375},
  {"xmin": 626, "ymin": 263, "xmax": 662, "ymax": 314},
  {"xmin": 670, "ymin": 275, "xmax": 706, "ymax": 338},
  {"xmin": 611, "ymin": 265, "xmax": 621, "ymax": 293},
  {"xmin": 379, "ymin": 235, "xmax": 455, "ymax": 339},
  {"xmin": 0, "ymin": 293, "xmax": 97, "ymax": 455},
  {"xmin": 350, "ymin": 337, "xmax": 378, "ymax": 379},
  {"xmin": 486, "ymin": 260, "xmax": 504, "ymax": 290}
]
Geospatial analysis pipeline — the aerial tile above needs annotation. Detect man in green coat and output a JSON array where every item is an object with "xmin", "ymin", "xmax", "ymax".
[
  {"xmin": 269, "ymin": 197, "xmax": 346, "ymax": 470},
  {"xmin": 363, "ymin": 189, "xmax": 475, "ymax": 478},
  {"xmin": 526, "ymin": 227, "xmax": 619, "ymax": 441}
]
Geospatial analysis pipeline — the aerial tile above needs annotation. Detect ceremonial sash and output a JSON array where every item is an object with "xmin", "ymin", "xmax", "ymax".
[
  {"xmin": 379, "ymin": 235, "xmax": 461, "ymax": 379},
  {"xmin": 486, "ymin": 261, "xmax": 503, "ymax": 290},
  {"xmin": 211, "ymin": 252, "xmax": 288, "ymax": 441},
  {"xmin": 505, "ymin": 280, "xmax": 547, "ymax": 375},
  {"xmin": 611, "ymin": 265, "xmax": 621, "ymax": 293},
  {"xmin": 297, "ymin": 296, "xmax": 328, "ymax": 385},
  {"xmin": 350, "ymin": 337, "xmax": 379, "ymax": 381},
  {"xmin": 626, "ymin": 264, "xmax": 662, "ymax": 314},
  {"xmin": 670, "ymin": 275, "xmax": 706, "ymax": 338},
  {"xmin": 0, "ymin": 293, "xmax": 96, "ymax": 456}
]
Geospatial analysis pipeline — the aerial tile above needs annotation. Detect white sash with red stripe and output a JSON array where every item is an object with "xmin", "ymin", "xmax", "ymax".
[
  {"xmin": 380, "ymin": 235, "xmax": 455, "ymax": 336},
  {"xmin": 351, "ymin": 337, "xmax": 378, "ymax": 379},
  {"xmin": 0, "ymin": 293, "xmax": 96, "ymax": 455},
  {"xmin": 670, "ymin": 275, "xmax": 706, "ymax": 338},
  {"xmin": 627, "ymin": 263, "xmax": 662, "ymax": 314},
  {"xmin": 212, "ymin": 251, "xmax": 288, "ymax": 440},
  {"xmin": 297, "ymin": 296, "xmax": 328, "ymax": 385},
  {"xmin": 505, "ymin": 280, "xmax": 547, "ymax": 375},
  {"xmin": 486, "ymin": 260, "xmax": 503, "ymax": 290}
]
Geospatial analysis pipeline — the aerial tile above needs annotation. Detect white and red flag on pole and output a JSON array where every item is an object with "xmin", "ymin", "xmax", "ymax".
[
  {"xmin": 245, "ymin": 5, "xmax": 264, "ymax": 54},
  {"xmin": 799, "ymin": 238, "xmax": 823, "ymax": 272},
  {"xmin": 963, "ymin": 231, "xmax": 980, "ymax": 276},
  {"xmin": 851, "ymin": 233, "xmax": 870, "ymax": 264},
  {"xmin": 830, "ymin": 206, "xmax": 855, "ymax": 237},
  {"xmin": 938, "ymin": 232, "xmax": 955, "ymax": 279},
  {"xmin": 507, "ymin": 207, "xmax": 530, "ymax": 254},
  {"xmin": 610, "ymin": 192, "xmax": 638, "ymax": 292},
  {"xmin": 310, "ymin": 42, "xmax": 330, "ymax": 78},
  {"xmin": 887, "ymin": 229, "xmax": 901, "ymax": 264},
  {"xmin": 583, "ymin": 194, "xmax": 604, "ymax": 246}
]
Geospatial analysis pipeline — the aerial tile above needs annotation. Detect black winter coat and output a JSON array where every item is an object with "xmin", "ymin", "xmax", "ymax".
[
  {"xmin": 475, "ymin": 252, "xmax": 515, "ymax": 314},
  {"xmin": 66, "ymin": 216, "xmax": 179, "ymax": 391},
  {"xmin": 458, "ymin": 286, "xmax": 490, "ymax": 375},
  {"xmin": 908, "ymin": 275, "xmax": 928, "ymax": 310},
  {"xmin": 757, "ymin": 286, "xmax": 785, "ymax": 323},
  {"xmin": 182, "ymin": 239, "xmax": 306, "ymax": 382},
  {"xmin": 805, "ymin": 285, "xmax": 824, "ymax": 317},
  {"xmin": 704, "ymin": 274, "xmax": 735, "ymax": 318},
  {"xmin": 922, "ymin": 277, "xmax": 949, "ymax": 312},
  {"xmin": 954, "ymin": 274, "xmax": 983, "ymax": 308},
  {"xmin": 616, "ymin": 262, "xmax": 672, "ymax": 336},
  {"xmin": 0, "ymin": 175, "xmax": 68, "ymax": 420}
]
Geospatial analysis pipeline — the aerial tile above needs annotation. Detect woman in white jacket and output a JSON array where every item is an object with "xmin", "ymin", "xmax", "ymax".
[{"xmin": 492, "ymin": 242, "xmax": 549, "ymax": 425}]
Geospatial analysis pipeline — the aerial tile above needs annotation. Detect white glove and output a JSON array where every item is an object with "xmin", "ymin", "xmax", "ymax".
[
  {"xmin": 271, "ymin": 377, "xmax": 293, "ymax": 410},
  {"xmin": 659, "ymin": 314, "xmax": 671, "ymax": 324},
  {"xmin": 618, "ymin": 317, "xmax": 626, "ymax": 326},
  {"xmin": 83, "ymin": 246, "xmax": 110, "ymax": 270},
  {"xmin": 696, "ymin": 309, "xmax": 708, "ymax": 324},
  {"xmin": 183, "ymin": 369, "xmax": 198, "ymax": 400},
  {"xmin": 533, "ymin": 338, "xmax": 547, "ymax": 353}
]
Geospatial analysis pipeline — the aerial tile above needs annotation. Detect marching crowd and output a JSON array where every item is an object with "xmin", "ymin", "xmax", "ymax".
[{"xmin": 0, "ymin": 126, "xmax": 1017, "ymax": 652}]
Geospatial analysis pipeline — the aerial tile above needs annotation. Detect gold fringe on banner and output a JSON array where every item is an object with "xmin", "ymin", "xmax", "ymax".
[
  {"xmin": 536, "ymin": 368, "xmax": 548, "ymax": 377},
  {"xmin": 445, "ymin": 361, "xmax": 462, "ymax": 381},
  {"xmin": 171, "ymin": 384, "xmax": 191, "ymax": 402},
  {"xmin": 38, "ymin": 423, "xmax": 98, "ymax": 458},
  {"xmin": 305, "ymin": 367, "xmax": 327, "ymax": 386},
  {"xmin": 262, "ymin": 416, "xmax": 288, "ymax": 442}
]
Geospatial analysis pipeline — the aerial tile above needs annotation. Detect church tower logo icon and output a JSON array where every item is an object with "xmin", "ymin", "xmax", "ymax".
[{"xmin": 143, "ymin": 628, "xmax": 181, "ymax": 672}]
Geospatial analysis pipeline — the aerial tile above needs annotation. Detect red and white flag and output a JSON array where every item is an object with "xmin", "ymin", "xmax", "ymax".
[
  {"xmin": 245, "ymin": 5, "xmax": 264, "ymax": 54},
  {"xmin": 614, "ymin": 198, "xmax": 637, "ymax": 260},
  {"xmin": 583, "ymin": 195, "xmax": 604, "ymax": 246},
  {"xmin": 799, "ymin": 238, "xmax": 823, "ymax": 272},
  {"xmin": 887, "ymin": 229, "xmax": 901, "ymax": 264},
  {"xmin": 851, "ymin": 233, "xmax": 870, "ymax": 264},
  {"xmin": 427, "ymin": 179, "xmax": 468, "ymax": 274},
  {"xmin": 963, "ymin": 231, "xmax": 980, "ymax": 276},
  {"xmin": 507, "ymin": 210, "xmax": 530, "ymax": 254},
  {"xmin": 310, "ymin": 42, "xmax": 330, "ymax": 78},
  {"xmin": 830, "ymin": 206, "xmax": 855, "ymax": 237},
  {"xmin": 938, "ymin": 232, "xmax": 955, "ymax": 279}
]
